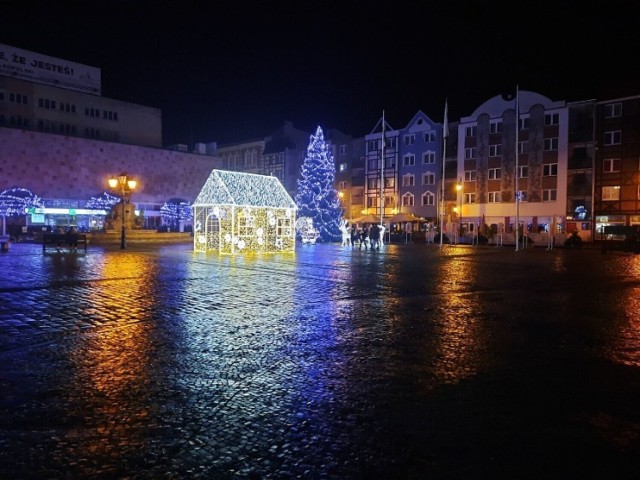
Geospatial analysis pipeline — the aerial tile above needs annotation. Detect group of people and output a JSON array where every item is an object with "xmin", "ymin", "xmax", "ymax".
[{"xmin": 342, "ymin": 222, "xmax": 386, "ymax": 250}]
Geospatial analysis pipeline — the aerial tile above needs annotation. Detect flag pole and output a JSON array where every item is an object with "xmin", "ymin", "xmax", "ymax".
[
  {"xmin": 514, "ymin": 86, "xmax": 520, "ymax": 251},
  {"xmin": 380, "ymin": 110, "xmax": 385, "ymax": 227},
  {"xmin": 440, "ymin": 99, "xmax": 449, "ymax": 247}
]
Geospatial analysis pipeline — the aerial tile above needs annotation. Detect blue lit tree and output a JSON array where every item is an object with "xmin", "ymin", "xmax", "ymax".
[
  {"xmin": 295, "ymin": 126, "xmax": 342, "ymax": 242},
  {"xmin": 0, "ymin": 187, "xmax": 44, "ymax": 216}
]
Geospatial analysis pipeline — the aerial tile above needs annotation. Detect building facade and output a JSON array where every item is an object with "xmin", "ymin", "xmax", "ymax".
[{"xmin": 0, "ymin": 43, "xmax": 162, "ymax": 148}]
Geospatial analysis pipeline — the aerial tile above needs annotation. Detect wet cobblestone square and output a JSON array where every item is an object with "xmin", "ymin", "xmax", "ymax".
[{"xmin": 1, "ymin": 242, "xmax": 640, "ymax": 479}]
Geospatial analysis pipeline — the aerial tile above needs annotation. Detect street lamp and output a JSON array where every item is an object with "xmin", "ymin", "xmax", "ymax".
[{"xmin": 108, "ymin": 172, "xmax": 137, "ymax": 249}]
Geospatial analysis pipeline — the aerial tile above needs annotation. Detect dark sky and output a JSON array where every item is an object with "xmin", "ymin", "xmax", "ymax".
[{"xmin": 2, "ymin": 0, "xmax": 638, "ymax": 146}]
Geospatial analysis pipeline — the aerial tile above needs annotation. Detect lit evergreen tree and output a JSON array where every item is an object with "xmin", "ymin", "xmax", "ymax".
[{"xmin": 295, "ymin": 126, "xmax": 342, "ymax": 242}]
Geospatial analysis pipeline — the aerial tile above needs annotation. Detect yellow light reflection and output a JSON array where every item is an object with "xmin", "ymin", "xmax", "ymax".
[
  {"xmin": 62, "ymin": 253, "xmax": 161, "ymax": 470},
  {"xmin": 432, "ymin": 254, "xmax": 485, "ymax": 385}
]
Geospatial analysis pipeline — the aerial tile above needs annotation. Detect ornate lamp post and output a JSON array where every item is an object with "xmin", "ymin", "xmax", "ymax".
[{"xmin": 108, "ymin": 173, "xmax": 137, "ymax": 249}]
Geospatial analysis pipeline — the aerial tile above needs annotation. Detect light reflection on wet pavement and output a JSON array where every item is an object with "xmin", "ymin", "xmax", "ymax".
[{"xmin": 1, "ymin": 242, "xmax": 640, "ymax": 479}]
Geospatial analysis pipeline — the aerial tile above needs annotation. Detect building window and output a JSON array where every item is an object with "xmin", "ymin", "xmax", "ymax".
[
  {"xmin": 402, "ymin": 174, "xmax": 415, "ymax": 187},
  {"xmin": 423, "ymin": 131, "xmax": 436, "ymax": 142},
  {"xmin": 368, "ymin": 158, "xmax": 380, "ymax": 170},
  {"xmin": 368, "ymin": 140, "xmax": 379, "ymax": 151},
  {"xmin": 339, "ymin": 162, "xmax": 348, "ymax": 172},
  {"xmin": 518, "ymin": 141, "xmax": 528, "ymax": 154},
  {"xmin": 488, "ymin": 191, "xmax": 501, "ymax": 203},
  {"xmin": 403, "ymin": 154, "xmax": 415, "ymax": 166},
  {"xmin": 544, "ymin": 113, "xmax": 559, "ymax": 126},
  {"xmin": 367, "ymin": 178, "xmax": 380, "ymax": 189},
  {"xmin": 489, "ymin": 144, "xmax": 502, "ymax": 157},
  {"xmin": 604, "ymin": 130, "xmax": 622, "ymax": 145},
  {"xmin": 465, "ymin": 147, "xmax": 477, "ymax": 159},
  {"xmin": 543, "ymin": 189, "xmax": 557, "ymax": 202},
  {"xmin": 543, "ymin": 163, "xmax": 558, "ymax": 176},
  {"xmin": 9, "ymin": 93, "xmax": 28, "ymax": 104},
  {"xmin": 339, "ymin": 145, "xmax": 347, "ymax": 155},
  {"xmin": 422, "ymin": 172, "xmax": 435, "ymax": 185},
  {"xmin": 368, "ymin": 197, "xmax": 379, "ymax": 208},
  {"xmin": 338, "ymin": 181, "xmax": 347, "ymax": 190},
  {"xmin": 605, "ymin": 103, "xmax": 622, "ymax": 118},
  {"xmin": 517, "ymin": 165, "xmax": 529, "ymax": 178},
  {"xmin": 422, "ymin": 191, "xmax": 435, "ymax": 206},
  {"xmin": 384, "ymin": 177, "xmax": 395, "ymax": 188},
  {"xmin": 38, "ymin": 98, "xmax": 57, "ymax": 110},
  {"xmin": 422, "ymin": 151, "xmax": 435, "ymax": 164},
  {"xmin": 464, "ymin": 193, "xmax": 476, "ymax": 204},
  {"xmin": 490, "ymin": 121, "xmax": 502, "ymax": 134},
  {"xmin": 465, "ymin": 125, "xmax": 477, "ymax": 137},
  {"xmin": 464, "ymin": 170, "xmax": 476, "ymax": 182},
  {"xmin": 544, "ymin": 138, "xmax": 559, "ymax": 151},
  {"xmin": 404, "ymin": 134, "xmax": 415, "ymax": 146},
  {"xmin": 519, "ymin": 117, "xmax": 530, "ymax": 130},
  {"xmin": 517, "ymin": 191, "xmax": 528, "ymax": 202},
  {"xmin": 402, "ymin": 193, "xmax": 414, "ymax": 207},
  {"xmin": 602, "ymin": 186, "xmax": 620, "ymax": 201},
  {"xmin": 488, "ymin": 168, "xmax": 501, "ymax": 180},
  {"xmin": 603, "ymin": 158, "xmax": 621, "ymax": 173}
]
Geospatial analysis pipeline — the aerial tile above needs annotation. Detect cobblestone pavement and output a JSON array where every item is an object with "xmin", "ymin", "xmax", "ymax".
[{"xmin": 1, "ymin": 242, "xmax": 640, "ymax": 479}]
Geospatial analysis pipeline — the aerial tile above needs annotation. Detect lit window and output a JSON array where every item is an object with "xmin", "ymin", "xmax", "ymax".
[{"xmin": 602, "ymin": 186, "xmax": 620, "ymax": 201}]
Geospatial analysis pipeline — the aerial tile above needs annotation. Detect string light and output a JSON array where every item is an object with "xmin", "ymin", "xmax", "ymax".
[{"xmin": 193, "ymin": 170, "xmax": 297, "ymax": 254}]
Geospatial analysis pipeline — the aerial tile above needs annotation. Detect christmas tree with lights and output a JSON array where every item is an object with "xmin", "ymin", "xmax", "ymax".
[{"xmin": 295, "ymin": 126, "xmax": 342, "ymax": 242}]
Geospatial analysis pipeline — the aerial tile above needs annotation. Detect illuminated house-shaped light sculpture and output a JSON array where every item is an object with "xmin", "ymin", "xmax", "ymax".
[{"xmin": 192, "ymin": 170, "xmax": 297, "ymax": 254}]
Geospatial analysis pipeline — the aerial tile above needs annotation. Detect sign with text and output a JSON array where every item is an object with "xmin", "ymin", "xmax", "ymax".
[{"xmin": 0, "ymin": 43, "xmax": 101, "ymax": 95}]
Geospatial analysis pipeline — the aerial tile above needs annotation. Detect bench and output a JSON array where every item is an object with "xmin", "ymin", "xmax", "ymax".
[{"xmin": 42, "ymin": 233, "xmax": 87, "ymax": 252}]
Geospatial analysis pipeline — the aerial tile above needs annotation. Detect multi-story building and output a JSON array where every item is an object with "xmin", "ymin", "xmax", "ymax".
[
  {"xmin": 593, "ymin": 95, "xmax": 640, "ymax": 236},
  {"xmin": 456, "ymin": 91, "xmax": 568, "ymax": 237},
  {"xmin": 363, "ymin": 115, "xmax": 399, "ymax": 221},
  {"xmin": 0, "ymin": 43, "xmax": 162, "ymax": 147},
  {"xmin": 397, "ymin": 110, "xmax": 444, "ymax": 220}
]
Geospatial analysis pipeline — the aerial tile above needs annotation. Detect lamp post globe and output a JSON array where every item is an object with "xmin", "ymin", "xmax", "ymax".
[{"xmin": 108, "ymin": 172, "xmax": 136, "ymax": 249}]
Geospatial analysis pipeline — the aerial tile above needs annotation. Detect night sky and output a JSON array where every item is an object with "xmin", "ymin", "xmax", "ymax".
[{"xmin": 2, "ymin": 0, "xmax": 638, "ymax": 146}]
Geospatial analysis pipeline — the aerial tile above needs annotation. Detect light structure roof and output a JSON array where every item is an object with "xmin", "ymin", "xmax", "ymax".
[{"xmin": 193, "ymin": 169, "xmax": 296, "ymax": 209}]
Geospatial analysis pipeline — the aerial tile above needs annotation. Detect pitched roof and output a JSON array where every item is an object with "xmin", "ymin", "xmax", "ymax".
[{"xmin": 193, "ymin": 169, "xmax": 296, "ymax": 209}]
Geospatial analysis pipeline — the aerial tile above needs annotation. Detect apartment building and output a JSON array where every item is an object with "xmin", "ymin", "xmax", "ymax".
[{"xmin": 593, "ymin": 95, "xmax": 640, "ymax": 236}]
